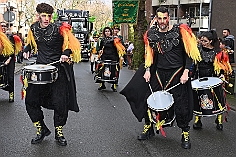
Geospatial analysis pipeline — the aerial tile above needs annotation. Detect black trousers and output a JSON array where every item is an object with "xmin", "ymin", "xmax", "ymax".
[
  {"xmin": 25, "ymin": 65, "xmax": 69, "ymax": 127},
  {"xmin": 0, "ymin": 55, "xmax": 15, "ymax": 93}
]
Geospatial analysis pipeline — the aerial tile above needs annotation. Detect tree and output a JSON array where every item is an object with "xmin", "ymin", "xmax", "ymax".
[{"xmin": 132, "ymin": 0, "xmax": 147, "ymax": 69}]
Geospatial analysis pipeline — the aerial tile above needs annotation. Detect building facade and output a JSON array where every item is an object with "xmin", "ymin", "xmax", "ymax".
[
  {"xmin": 152, "ymin": 0, "xmax": 211, "ymax": 34},
  {"xmin": 0, "ymin": 0, "xmax": 26, "ymax": 35}
]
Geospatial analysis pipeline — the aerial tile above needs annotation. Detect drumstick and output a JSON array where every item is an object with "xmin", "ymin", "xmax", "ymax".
[
  {"xmin": 46, "ymin": 60, "xmax": 61, "ymax": 66},
  {"xmin": 220, "ymin": 77, "xmax": 233, "ymax": 87},
  {"xmin": 148, "ymin": 83, "xmax": 156, "ymax": 100},
  {"xmin": 165, "ymin": 82, "xmax": 181, "ymax": 92}
]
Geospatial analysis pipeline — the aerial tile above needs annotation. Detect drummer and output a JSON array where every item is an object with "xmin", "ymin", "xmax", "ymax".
[
  {"xmin": 22, "ymin": 3, "xmax": 81, "ymax": 146},
  {"xmin": 191, "ymin": 30, "xmax": 232, "ymax": 130},
  {"xmin": 0, "ymin": 22, "xmax": 22, "ymax": 102},
  {"xmin": 96, "ymin": 27, "xmax": 125, "ymax": 92},
  {"xmin": 120, "ymin": 6, "xmax": 202, "ymax": 149}
]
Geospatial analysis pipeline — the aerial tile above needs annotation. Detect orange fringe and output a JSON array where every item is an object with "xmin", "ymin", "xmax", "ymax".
[
  {"xmin": 144, "ymin": 31, "xmax": 154, "ymax": 68},
  {"xmin": 214, "ymin": 51, "xmax": 232, "ymax": 75},
  {"xmin": 114, "ymin": 37, "xmax": 126, "ymax": 69},
  {"xmin": 114, "ymin": 37, "xmax": 126, "ymax": 57},
  {"xmin": 60, "ymin": 22, "xmax": 81, "ymax": 62},
  {"xmin": 13, "ymin": 35, "xmax": 22, "ymax": 55},
  {"xmin": 0, "ymin": 32, "xmax": 14, "ymax": 56},
  {"xmin": 179, "ymin": 24, "xmax": 202, "ymax": 63}
]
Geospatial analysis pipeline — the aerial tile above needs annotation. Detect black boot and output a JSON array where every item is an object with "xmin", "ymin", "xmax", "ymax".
[
  {"xmin": 137, "ymin": 123, "xmax": 155, "ymax": 140},
  {"xmin": 215, "ymin": 114, "xmax": 223, "ymax": 130},
  {"xmin": 91, "ymin": 62, "xmax": 94, "ymax": 73},
  {"xmin": 9, "ymin": 92, "xmax": 14, "ymax": 103},
  {"xmin": 55, "ymin": 126, "xmax": 67, "ymax": 146},
  {"xmin": 181, "ymin": 127, "xmax": 191, "ymax": 149},
  {"xmin": 111, "ymin": 84, "xmax": 117, "ymax": 92},
  {"xmin": 193, "ymin": 116, "xmax": 202, "ymax": 129},
  {"xmin": 98, "ymin": 83, "xmax": 106, "ymax": 90},
  {"xmin": 31, "ymin": 121, "xmax": 51, "ymax": 144}
]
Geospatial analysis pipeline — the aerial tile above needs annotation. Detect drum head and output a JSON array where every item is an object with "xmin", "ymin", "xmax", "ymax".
[
  {"xmin": 147, "ymin": 91, "xmax": 174, "ymax": 111},
  {"xmin": 24, "ymin": 64, "xmax": 56, "ymax": 71},
  {"xmin": 191, "ymin": 77, "xmax": 222, "ymax": 90}
]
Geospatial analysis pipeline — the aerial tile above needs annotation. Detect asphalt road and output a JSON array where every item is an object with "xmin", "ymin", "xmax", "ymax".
[{"xmin": 0, "ymin": 62, "xmax": 236, "ymax": 157}]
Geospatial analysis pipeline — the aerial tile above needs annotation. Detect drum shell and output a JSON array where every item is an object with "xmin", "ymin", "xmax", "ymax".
[
  {"xmin": 192, "ymin": 84, "xmax": 226, "ymax": 116},
  {"xmin": 22, "ymin": 65, "xmax": 58, "ymax": 84},
  {"xmin": 95, "ymin": 60, "xmax": 119, "ymax": 83},
  {"xmin": 0, "ymin": 65, "xmax": 8, "ymax": 88}
]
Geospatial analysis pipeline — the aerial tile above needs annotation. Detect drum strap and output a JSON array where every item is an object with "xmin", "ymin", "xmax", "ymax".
[
  {"xmin": 210, "ymin": 87, "xmax": 224, "ymax": 111},
  {"xmin": 156, "ymin": 66, "xmax": 183, "ymax": 90}
]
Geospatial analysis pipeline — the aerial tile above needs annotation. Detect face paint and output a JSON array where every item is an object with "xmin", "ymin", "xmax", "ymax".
[
  {"xmin": 157, "ymin": 12, "xmax": 165, "ymax": 23},
  {"xmin": 157, "ymin": 12, "xmax": 169, "ymax": 30},
  {"xmin": 40, "ymin": 13, "xmax": 52, "ymax": 21}
]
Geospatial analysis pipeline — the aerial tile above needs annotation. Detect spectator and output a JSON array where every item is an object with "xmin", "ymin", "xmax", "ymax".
[
  {"xmin": 223, "ymin": 29, "xmax": 235, "ymax": 63},
  {"xmin": 126, "ymin": 42, "xmax": 134, "ymax": 69}
]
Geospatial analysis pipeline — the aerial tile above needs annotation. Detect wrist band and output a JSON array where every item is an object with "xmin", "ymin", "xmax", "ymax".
[{"xmin": 146, "ymin": 67, "xmax": 150, "ymax": 71}]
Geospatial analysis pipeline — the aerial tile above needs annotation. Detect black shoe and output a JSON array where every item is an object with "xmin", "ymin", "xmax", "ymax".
[
  {"xmin": 9, "ymin": 92, "xmax": 14, "ymax": 103},
  {"xmin": 55, "ymin": 126, "xmax": 67, "ymax": 146},
  {"xmin": 137, "ymin": 124, "xmax": 155, "ymax": 140},
  {"xmin": 98, "ymin": 85, "xmax": 106, "ymax": 90},
  {"xmin": 181, "ymin": 131, "xmax": 191, "ymax": 149},
  {"xmin": 193, "ymin": 116, "xmax": 202, "ymax": 129},
  {"xmin": 193, "ymin": 120, "xmax": 202, "ymax": 129},
  {"xmin": 31, "ymin": 122, "xmax": 51, "ymax": 144}
]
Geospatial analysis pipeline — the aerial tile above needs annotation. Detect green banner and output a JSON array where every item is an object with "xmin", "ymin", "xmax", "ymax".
[{"xmin": 113, "ymin": 0, "xmax": 139, "ymax": 24}]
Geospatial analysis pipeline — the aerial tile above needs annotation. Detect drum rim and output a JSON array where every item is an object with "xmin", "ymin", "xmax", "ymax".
[
  {"xmin": 191, "ymin": 77, "xmax": 223, "ymax": 90},
  {"xmin": 147, "ymin": 91, "xmax": 174, "ymax": 111},
  {"xmin": 23, "ymin": 64, "xmax": 57, "ymax": 71}
]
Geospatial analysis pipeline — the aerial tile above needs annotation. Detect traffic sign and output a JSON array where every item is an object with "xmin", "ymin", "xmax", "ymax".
[{"xmin": 3, "ymin": 11, "xmax": 15, "ymax": 22}]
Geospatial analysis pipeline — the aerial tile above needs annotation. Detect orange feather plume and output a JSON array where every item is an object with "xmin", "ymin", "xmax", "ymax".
[
  {"xmin": 180, "ymin": 24, "xmax": 202, "ymax": 63},
  {"xmin": 60, "ymin": 22, "xmax": 81, "ymax": 62},
  {"xmin": 13, "ymin": 35, "xmax": 22, "ymax": 55},
  {"xmin": 144, "ymin": 31, "xmax": 154, "ymax": 68}
]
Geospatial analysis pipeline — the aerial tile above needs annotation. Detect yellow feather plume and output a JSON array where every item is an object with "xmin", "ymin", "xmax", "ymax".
[
  {"xmin": 26, "ymin": 29, "xmax": 37, "ymax": 54},
  {"xmin": 0, "ymin": 32, "xmax": 14, "ymax": 56},
  {"xmin": 60, "ymin": 23, "xmax": 81, "ymax": 63}
]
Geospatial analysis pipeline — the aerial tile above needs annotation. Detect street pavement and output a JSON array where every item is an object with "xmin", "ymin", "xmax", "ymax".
[{"xmin": 0, "ymin": 61, "xmax": 234, "ymax": 157}]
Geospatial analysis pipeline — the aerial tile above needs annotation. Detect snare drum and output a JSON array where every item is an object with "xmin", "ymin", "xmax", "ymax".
[
  {"xmin": 0, "ymin": 64, "xmax": 8, "ymax": 88},
  {"xmin": 22, "ymin": 64, "xmax": 58, "ymax": 84},
  {"xmin": 147, "ymin": 91, "xmax": 175, "ymax": 127},
  {"xmin": 191, "ymin": 77, "xmax": 226, "ymax": 116},
  {"xmin": 95, "ymin": 60, "xmax": 119, "ymax": 83}
]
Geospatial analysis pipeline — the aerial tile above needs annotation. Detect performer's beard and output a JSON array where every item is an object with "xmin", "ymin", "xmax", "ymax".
[{"xmin": 158, "ymin": 22, "xmax": 169, "ymax": 30}]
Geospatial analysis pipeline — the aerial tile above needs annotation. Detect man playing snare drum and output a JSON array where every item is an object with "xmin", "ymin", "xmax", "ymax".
[
  {"xmin": 23, "ymin": 3, "xmax": 81, "ymax": 146},
  {"xmin": 120, "ymin": 6, "xmax": 201, "ymax": 149}
]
